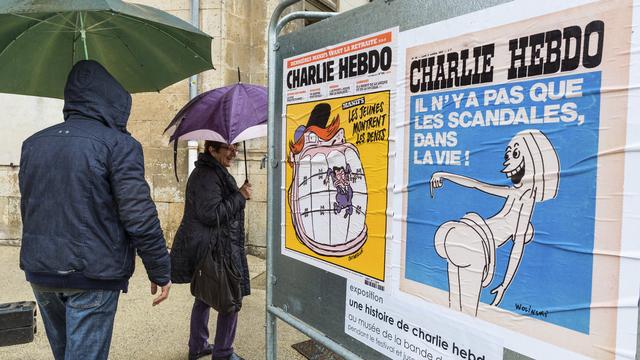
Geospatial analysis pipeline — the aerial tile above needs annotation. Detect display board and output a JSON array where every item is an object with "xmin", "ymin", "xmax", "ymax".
[{"xmin": 271, "ymin": 1, "xmax": 640, "ymax": 359}]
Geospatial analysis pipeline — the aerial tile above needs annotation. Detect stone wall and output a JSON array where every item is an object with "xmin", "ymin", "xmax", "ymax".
[
  {"xmin": 0, "ymin": 166, "xmax": 20, "ymax": 246},
  {"xmin": 125, "ymin": 0, "xmax": 275, "ymax": 255}
]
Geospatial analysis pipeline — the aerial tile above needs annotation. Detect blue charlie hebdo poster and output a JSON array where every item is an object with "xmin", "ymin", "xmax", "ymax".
[
  {"xmin": 399, "ymin": 1, "xmax": 635, "ymax": 359},
  {"xmin": 407, "ymin": 72, "xmax": 600, "ymax": 334}
]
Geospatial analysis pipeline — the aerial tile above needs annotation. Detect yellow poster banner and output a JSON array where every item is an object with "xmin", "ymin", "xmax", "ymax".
[{"xmin": 284, "ymin": 91, "xmax": 390, "ymax": 280}]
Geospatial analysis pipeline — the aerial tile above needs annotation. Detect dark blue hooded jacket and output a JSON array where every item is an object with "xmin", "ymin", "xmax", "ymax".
[{"xmin": 19, "ymin": 60, "xmax": 171, "ymax": 291}]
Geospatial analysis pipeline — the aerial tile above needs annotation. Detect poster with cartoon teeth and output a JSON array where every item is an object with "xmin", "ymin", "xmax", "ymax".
[
  {"xmin": 287, "ymin": 101, "xmax": 369, "ymax": 258},
  {"xmin": 281, "ymin": 29, "xmax": 396, "ymax": 281}
]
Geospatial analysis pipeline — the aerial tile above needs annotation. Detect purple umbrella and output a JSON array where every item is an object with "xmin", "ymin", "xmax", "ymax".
[{"xmin": 165, "ymin": 82, "xmax": 267, "ymax": 181}]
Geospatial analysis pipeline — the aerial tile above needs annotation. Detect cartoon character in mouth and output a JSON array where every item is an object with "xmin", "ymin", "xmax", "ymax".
[
  {"xmin": 325, "ymin": 164, "xmax": 355, "ymax": 218},
  {"xmin": 429, "ymin": 129, "xmax": 559, "ymax": 316}
]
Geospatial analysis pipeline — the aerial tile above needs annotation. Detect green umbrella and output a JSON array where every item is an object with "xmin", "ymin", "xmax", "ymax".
[{"xmin": 0, "ymin": 0, "xmax": 213, "ymax": 99}]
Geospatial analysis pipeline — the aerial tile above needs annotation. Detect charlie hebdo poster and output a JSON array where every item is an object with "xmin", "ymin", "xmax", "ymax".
[
  {"xmin": 343, "ymin": 1, "xmax": 640, "ymax": 360},
  {"xmin": 398, "ymin": 0, "xmax": 639, "ymax": 358},
  {"xmin": 281, "ymin": 29, "xmax": 396, "ymax": 281}
]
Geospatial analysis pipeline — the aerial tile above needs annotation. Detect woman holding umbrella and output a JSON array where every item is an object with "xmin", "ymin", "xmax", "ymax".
[
  {"xmin": 170, "ymin": 140, "xmax": 252, "ymax": 360},
  {"xmin": 166, "ymin": 79, "xmax": 266, "ymax": 360}
]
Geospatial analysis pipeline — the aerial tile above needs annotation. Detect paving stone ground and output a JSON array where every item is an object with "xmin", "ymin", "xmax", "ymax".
[{"xmin": 0, "ymin": 247, "xmax": 308, "ymax": 360}]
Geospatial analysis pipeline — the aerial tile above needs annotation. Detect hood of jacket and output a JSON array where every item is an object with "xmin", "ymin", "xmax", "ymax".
[{"xmin": 62, "ymin": 60, "xmax": 132, "ymax": 132}]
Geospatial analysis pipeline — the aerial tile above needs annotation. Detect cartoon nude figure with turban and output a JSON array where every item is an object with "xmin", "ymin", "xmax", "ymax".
[{"xmin": 429, "ymin": 129, "xmax": 559, "ymax": 316}]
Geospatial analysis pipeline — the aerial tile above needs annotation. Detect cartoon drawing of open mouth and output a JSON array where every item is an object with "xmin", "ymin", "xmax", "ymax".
[
  {"xmin": 503, "ymin": 159, "xmax": 525, "ymax": 184},
  {"xmin": 287, "ymin": 102, "xmax": 369, "ymax": 257}
]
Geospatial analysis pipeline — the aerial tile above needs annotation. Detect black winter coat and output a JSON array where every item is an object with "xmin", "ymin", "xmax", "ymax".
[
  {"xmin": 19, "ymin": 60, "xmax": 170, "ymax": 287},
  {"xmin": 170, "ymin": 152, "xmax": 250, "ymax": 296}
]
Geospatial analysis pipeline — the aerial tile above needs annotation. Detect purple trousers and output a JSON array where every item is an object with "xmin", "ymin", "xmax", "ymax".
[{"xmin": 189, "ymin": 298, "xmax": 238, "ymax": 358}]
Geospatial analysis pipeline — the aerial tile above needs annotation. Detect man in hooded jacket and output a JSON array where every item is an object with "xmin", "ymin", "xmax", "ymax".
[{"xmin": 18, "ymin": 60, "xmax": 172, "ymax": 360}]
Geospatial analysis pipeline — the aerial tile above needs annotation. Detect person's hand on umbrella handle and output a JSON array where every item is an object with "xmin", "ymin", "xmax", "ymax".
[{"xmin": 240, "ymin": 180, "xmax": 252, "ymax": 200}]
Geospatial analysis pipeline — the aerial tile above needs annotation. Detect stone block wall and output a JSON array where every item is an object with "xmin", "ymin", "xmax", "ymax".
[
  {"xmin": 0, "ymin": 166, "xmax": 21, "ymax": 246},
  {"xmin": 125, "ymin": 0, "xmax": 276, "ymax": 254}
]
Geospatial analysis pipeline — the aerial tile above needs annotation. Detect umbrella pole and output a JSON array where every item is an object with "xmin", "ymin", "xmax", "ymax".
[
  {"xmin": 238, "ymin": 69, "xmax": 248, "ymax": 183},
  {"xmin": 79, "ymin": 11, "xmax": 89, "ymax": 60},
  {"xmin": 243, "ymin": 141, "xmax": 248, "ymax": 182}
]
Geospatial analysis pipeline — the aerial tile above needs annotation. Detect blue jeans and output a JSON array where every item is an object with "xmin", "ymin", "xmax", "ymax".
[{"xmin": 32, "ymin": 287, "xmax": 120, "ymax": 360}]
